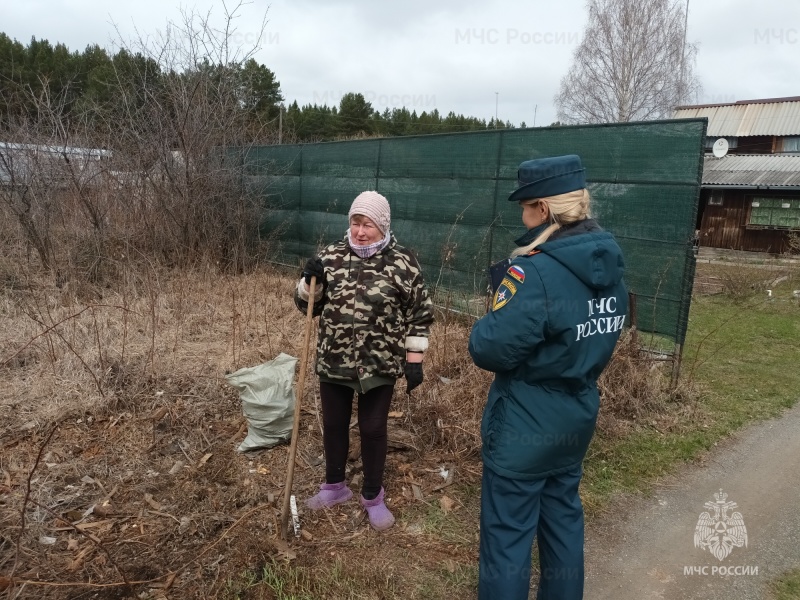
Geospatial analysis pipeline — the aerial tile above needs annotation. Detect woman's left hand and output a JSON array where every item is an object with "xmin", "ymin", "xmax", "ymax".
[{"xmin": 405, "ymin": 362, "xmax": 423, "ymax": 393}]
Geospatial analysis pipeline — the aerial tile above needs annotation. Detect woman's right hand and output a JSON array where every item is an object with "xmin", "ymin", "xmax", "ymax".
[{"xmin": 302, "ymin": 257, "xmax": 325, "ymax": 285}]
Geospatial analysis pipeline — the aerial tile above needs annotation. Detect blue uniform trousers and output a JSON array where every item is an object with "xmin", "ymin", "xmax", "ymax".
[{"xmin": 478, "ymin": 465, "xmax": 585, "ymax": 599}]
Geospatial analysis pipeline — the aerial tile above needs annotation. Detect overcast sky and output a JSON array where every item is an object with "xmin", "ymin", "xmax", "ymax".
[{"xmin": 4, "ymin": 0, "xmax": 800, "ymax": 127}]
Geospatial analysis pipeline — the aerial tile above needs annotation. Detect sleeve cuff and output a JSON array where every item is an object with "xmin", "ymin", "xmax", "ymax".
[
  {"xmin": 405, "ymin": 336, "xmax": 429, "ymax": 352},
  {"xmin": 296, "ymin": 278, "xmax": 323, "ymax": 302}
]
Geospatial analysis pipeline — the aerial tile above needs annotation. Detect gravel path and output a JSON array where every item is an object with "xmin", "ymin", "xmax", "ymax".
[{"xmin": 581, "ymin": 402, "xmax": 800, "ymax": 599}]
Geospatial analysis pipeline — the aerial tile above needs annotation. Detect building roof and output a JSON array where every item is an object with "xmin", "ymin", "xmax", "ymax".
[
  {"xmin": 703, "ymin": 154, "xmax": 800, "ymax": 188},
  {"xmin": 674, "ymin": 97, "xmax": 800, "ymax": 137},
  {"xmin": 1, "ymin": 141, "xmax": 113, "ymax": 185},
  {"xmin": 0, "ymin": 141, "xmax": 112, "ymax": 158}
]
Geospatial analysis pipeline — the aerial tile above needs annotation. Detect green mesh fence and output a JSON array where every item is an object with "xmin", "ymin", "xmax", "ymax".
[{"xmin": 239, "ymin": 119, "xmax": 706, "ymax": 345}]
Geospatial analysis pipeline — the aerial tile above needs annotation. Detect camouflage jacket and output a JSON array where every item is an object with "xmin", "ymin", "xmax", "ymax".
[{"xmin": 294, "ymin": 234, "xmax": 434, "ymax": 386}]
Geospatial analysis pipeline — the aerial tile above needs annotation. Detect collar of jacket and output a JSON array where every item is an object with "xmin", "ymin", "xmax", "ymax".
[{"xmin": 514, "ymin": 223, "xmax": 549, "ymax": 247}]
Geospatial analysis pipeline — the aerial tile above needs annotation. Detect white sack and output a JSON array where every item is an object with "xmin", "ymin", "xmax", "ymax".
[{"xmin": 225, "ymin": 353, "xmax": 298, "ymax": 452}]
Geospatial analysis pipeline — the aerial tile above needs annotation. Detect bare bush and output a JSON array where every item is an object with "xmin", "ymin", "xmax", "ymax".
[
  {"xmin": 715, "ymin": 262, "xmax": 779, "ymax": 302},
  {"xmin": 597, "ymin": 328, "xmax": 694, "ymax": 435},
  {"xmin": 103, "ymin": 6, "xmax": 275, "ymax": 271},
  {"xmin": 786, "ymin": 232, "xmax": 800, "ymax": 255},
  {"xmin": 1, "ymin": 3, "xmax": 280, "ymax": 288}
]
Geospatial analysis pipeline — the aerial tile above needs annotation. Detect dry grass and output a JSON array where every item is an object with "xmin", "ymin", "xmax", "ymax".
[
  {"xmin": 1, "ymin": 265, "xmax": 298, "ymax": 431},
  {"xmin": 0, "ymin": 259, "xmax": 688, "ymax": 599},
  {"xmin": 597, "ymin": 329, "xmax": 696, "ymax": 436}
]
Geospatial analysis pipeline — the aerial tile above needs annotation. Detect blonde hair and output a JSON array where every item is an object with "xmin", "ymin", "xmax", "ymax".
[{"xmin": 511, "ymin": 189, "xmax": 591, "ymax": 257}]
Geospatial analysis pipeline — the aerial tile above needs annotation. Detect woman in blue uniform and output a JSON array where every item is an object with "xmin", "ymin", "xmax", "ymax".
[{"xmin": 469, "ymin": 154, "xmax": 627, "ymax": 599}]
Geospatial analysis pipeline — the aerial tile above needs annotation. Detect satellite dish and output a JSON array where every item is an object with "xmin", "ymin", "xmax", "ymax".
[{"xmin": 712, "ymin": 138, "xmax": 729, "ymax": 158}]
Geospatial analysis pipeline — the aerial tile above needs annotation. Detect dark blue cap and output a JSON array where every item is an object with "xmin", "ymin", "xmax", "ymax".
[{"xmin": 508, "ymin": 154, "xmax": 586, "ymax": 202}]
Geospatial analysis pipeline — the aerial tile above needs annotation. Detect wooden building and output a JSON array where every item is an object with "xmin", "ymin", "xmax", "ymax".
[{"xmin": 674, "ymin": 97, "xmax": 800, "ymax": 254}]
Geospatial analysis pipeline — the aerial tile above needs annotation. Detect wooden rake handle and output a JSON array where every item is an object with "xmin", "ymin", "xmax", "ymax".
[{"xmin": 280, "ymin": 275, "xmax": 317, "ymax": 539}]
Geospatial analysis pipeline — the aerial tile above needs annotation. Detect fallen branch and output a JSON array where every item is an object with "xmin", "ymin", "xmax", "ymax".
[{"xmin": 11, "ymin": 425, "xmax": 58, "ymax": 583}]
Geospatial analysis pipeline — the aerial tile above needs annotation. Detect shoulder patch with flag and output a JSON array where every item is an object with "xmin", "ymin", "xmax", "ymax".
[
  {"xmin": 507, "ymin": 265, "xmax": 525, "ymax": 284},
  {"xmin": 492, "ymin": 278, "xmax": 517, "ymax": 311}
]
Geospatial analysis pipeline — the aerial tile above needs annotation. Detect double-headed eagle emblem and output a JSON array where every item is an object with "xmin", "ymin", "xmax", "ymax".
[{"xmin": 694, "ymin": 489, "xmax": 748, "ymax": 561}]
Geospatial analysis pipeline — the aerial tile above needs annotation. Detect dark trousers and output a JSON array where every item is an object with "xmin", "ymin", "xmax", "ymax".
[
  {"xmin": 319, "ymin": 381, "xmax": 393, "ymax": 499},
  {"xmin": 478, "ymin": 465, "xmax": 585, "ymax": 600}
]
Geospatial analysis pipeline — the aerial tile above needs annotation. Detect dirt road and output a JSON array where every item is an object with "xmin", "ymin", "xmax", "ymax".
[{"xmin": 582, "ymin": 402, "xmax": 800, "ymax": 600}]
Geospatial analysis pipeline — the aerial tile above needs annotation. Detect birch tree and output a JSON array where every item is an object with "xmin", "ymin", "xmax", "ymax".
[{"xmin": 555, "ymin": 0, "xmax": 700, "ymax": 124}]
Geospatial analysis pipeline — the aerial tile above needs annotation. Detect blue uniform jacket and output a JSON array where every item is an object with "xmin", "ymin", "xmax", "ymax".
[{"xmin": 469, "ymin": 220, "xmax": 627, "ymax": 480}]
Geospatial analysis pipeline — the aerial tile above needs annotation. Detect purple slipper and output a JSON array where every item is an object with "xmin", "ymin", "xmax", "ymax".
[
  {"xmin": 360, "ymin": 487, "xmax": 395, "ymax": 531},
  {"xmin": 306, "ymin": 481, "xmax": 352, "ymax": 510}
]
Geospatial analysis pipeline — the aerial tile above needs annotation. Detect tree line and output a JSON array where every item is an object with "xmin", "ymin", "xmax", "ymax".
[
  {"xmin": 286, "ymin": 97, "xmax": 513, "ymax": 141},
  {"xmin": 0, "ymin": 32, "xmax": 511, "ymax": 146}
]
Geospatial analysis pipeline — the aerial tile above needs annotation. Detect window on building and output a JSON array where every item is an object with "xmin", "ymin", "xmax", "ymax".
[
  {"xmin": 777, "ymin": 136, "xmax": 800, "ymax": 153},
  {"xmin": 708, "ymin": 191, "xmax": 724, "ymax": 206},
  {"xmin": 748, "ymin": 197, "xmax": 800, "ymax": 229}
]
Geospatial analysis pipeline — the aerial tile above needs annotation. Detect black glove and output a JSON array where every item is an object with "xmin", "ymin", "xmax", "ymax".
[
  {"xmin": 405, "ymin": 362, "xmax": 423, "ymax": 394},
  {"xmin": 302, "ymin": 257, "xmax": 324, "ymax": 286}
]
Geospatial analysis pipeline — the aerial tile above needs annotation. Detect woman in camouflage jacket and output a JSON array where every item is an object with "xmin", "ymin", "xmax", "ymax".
[{"xmin": 294, "ymin": 190, "xmax": 434, "ymax": 530}]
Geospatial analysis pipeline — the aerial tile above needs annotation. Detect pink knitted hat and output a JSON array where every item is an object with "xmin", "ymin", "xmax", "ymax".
[{"xmin": 349, "ymin": 191, "xmax": 391, "ymax": 234}]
